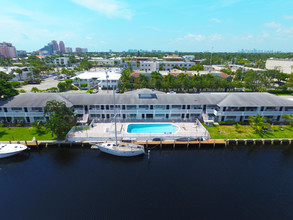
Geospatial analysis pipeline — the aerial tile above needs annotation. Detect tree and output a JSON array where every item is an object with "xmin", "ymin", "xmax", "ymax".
[
  {"xmin": 15, "ymin": 68, "xmax": 23, "ymax": 80},
  {"xmin": 0, "ymin": 71, "xmax": 13, "ymax": 81},
  {"xmin": 44, "ymin": 100, "xmax": 77, "ymax": 140},
  {"xmin": 0, "ymin": 79, "xmax": 19, "ymax": 99},
  {"xmin": 282, "ymin": 115, "xmax": 293, "ymax": 129},
  {"xmin": 249, "ymin": 114, "xmax": 270, "ymax": 136}
]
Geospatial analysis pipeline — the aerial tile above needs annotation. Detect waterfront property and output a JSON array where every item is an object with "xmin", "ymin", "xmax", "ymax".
[{"xmin": 0, "ymin": 89, "xmax": 293, "ymax": 125}]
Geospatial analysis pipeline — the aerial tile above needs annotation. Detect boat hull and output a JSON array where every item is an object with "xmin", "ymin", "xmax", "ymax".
[
  {"xmin": 97, "ymin": 144, "xmax": 145, "ymax": 157},
  {"xmin": 0, "ymin": 144, "xmax": 27, "ymax": 159}
]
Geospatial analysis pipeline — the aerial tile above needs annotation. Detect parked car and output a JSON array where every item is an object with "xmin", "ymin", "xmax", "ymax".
[
  {"xmin": 152, "ymin": 137, "xmax": 165, "ymax": 141},
  {"xmin": 115, "ymin": 88, "xmax": 120, "ymax": 93},
  {"xmin": 92, "ymin": 89, "xmax": 98, "ymax": 93}
]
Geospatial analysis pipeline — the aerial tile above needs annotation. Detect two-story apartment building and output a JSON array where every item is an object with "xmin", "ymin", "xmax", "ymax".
[
  {"xmin": 71, "ymin": 68, "xmax": 122, "ymax": 89},
  {"xmin": 0, "ymin": 89, "xmax": 293, "ymax": 124}
]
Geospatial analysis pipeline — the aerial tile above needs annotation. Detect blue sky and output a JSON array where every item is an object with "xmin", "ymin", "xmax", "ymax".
[{"xmin": 1, "ymin": 0, "xmax": 293, "ymax": 52}]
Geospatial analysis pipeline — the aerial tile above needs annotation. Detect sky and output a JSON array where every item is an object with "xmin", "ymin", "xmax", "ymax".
[{"xmin": 1, "ymin": 0, "xmax": 293, "ymax": 52}]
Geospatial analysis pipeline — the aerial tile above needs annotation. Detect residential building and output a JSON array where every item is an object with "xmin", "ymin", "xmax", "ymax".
[
  {"xmin": 161, "ymin": 61, "xmax": 195, "ymax": 71},
  {"xmin": 51, "ymin": 40, "xmax": 59, "ymax": 52},
  {"xmin": 59, "ymin": 41, "xmax": 66, "ymax": 53},
  {"xmin": 266, "ymin": 58, "xmax": 293, "ymax": 74},
  {"xmin": 140, "ymin": 61, "xmax": 160, "ymax": 72},
  {"xmin": 71, "ymin": 68, "xmax": 122, "ymax": 89},
  {"xmin": 17, "ymin": 50, "xmax": 27, "ymax": 57},
  {"xmin": 0, "ymin": 66, "xmax": 32, "ymax": 81},
  {"xmin": 0, "ymin": 89, "xmax": 292, "ymax": 124},
  {"xmin": 65, "ymin": 47, "xmax": 73, "ymax": 53},
  {"xmin": 54, "ymin": 57, "xmax": 69, "ymax": 66},
  {"xmin": 0, "ymin": 42, "xmax": 17, "ymax": 58}
]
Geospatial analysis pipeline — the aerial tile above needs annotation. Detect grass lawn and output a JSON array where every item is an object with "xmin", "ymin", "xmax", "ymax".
[
  {"xmin": 206, "ymin": 125, "xmax": 293, "ymax": 139},
  {"xmin": 0, "ymin": 127, "xmax": 56, "ymax": 141}
]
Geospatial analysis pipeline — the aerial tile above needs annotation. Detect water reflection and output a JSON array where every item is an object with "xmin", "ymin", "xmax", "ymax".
[
  {"xmin": 97, "ymin": 151, "xmax": 145, "ymax": 163},
  {"xmin": 50, "ymin": 148, "xmax": 81, "ymax": 166},
  {"xmin": 0, "ymin": 153, "xmax": 30, "ymax": 165}
]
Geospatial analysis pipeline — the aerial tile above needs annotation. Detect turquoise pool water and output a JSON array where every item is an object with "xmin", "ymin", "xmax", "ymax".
[{"xmin": 127, "ymin": 123, "xmax": 179, "ymax": 134}]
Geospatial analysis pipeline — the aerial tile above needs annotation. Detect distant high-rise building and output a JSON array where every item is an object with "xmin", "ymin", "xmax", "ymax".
[
  {"xmin": 59, "ymin": 41, "xmax": 65, "ymax": 53},
  {"xmin": 51, "ymin": 40, "xmax": 59, "ymax": 52},
  {"xmin": 65, "ymin": 47, "xmax": 72, "ymax": 53},
  {"xmin": 0, "ymin": 42, "xmax": 17, "ymax": 58},
  {"xmin": 75, "ymin": 47, "xmax": 88, "ymax": 53},
  {"xmin": 81, "ymin": 48, "xmax": 88, "ymax": 53}
]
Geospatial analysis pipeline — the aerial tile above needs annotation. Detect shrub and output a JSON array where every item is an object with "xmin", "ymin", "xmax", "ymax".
[
  {"xmin": 10, "ymin": 81, "xmax": 21, "ymax": 88},
  {"xmin": 19, "ymin": 89, "xmax": 26, "ymax": 93}
]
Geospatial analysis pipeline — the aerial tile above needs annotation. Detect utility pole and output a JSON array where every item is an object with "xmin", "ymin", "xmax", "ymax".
[{"xmin": 210, "ymin": 46, "xmax": 214, "ymax": 70}]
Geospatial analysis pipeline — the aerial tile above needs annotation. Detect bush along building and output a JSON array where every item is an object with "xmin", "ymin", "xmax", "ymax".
[{"xmin": 0, "ymin": 89, "xmax": 293, "ymax": 124}]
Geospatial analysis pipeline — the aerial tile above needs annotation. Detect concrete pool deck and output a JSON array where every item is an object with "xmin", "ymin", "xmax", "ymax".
[{"xmin": 67, "ymin": 122, "xmax": 210, "ymax": 142}]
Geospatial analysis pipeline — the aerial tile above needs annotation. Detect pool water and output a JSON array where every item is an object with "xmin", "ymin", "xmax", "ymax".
[{"xmin": 127, "ymin": 123, "xmax": 179, "ymax": 134}]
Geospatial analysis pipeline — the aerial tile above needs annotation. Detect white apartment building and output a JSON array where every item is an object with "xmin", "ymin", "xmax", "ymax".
[
  {"xmin": 90, "ymin": 58, "xmax": 122, "ymax": 67},
  {"xmin": 266, "ymin": 58, "xmax": 293, "ymax": 74},
  {"xmin": 0, "ymin": 66, "xmax": 32, "ymax": 81},
  {"xmin": 139, "ymin": 61, "xmax": 160, "ymax": 72},
  {"xmin": 1, "ymin": 89, "xmax": 292, "ymax": 124},
  {"xmin": 139, "ymin": 61, "xmax": 195, "ymax": 72},
  {"xmin": 71, "ymin": 68, "xmax": 122, "ymax": 89},
  {"xmin": 54, "ymin": 57, "xmax": 69, "ymax": 66}
]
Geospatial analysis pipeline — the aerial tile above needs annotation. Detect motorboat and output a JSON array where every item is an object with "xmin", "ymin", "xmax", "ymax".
[
  {"xmin": 0, "ymin": 144, "xmax": 28, "ymax": 159},
  {"xmin": 96, "ymin": 142, "xmax": 145, "ymax": 157}
]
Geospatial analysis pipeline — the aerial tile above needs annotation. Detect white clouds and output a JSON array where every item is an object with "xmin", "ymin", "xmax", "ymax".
[
  {"xmin": 70, "ymin": 0, "xmax": 133, "ymax": 20},
  {"xmin": 265, "ymin": 21, "xmax": 282, "ymax": 29},
  {"xmin": 100, "ymin": 40, "xmax": 109, "ymax": 44},
  {"xmin": 210, "ymin": 34, "xmax": 223, "ymax": 41},
  {"xmin": 176, "ymin": 33, "xmax": 206, "ymax": 42},
  {"xmin": 210, "ymin": 18, "xmax": 222, "ymax": 23},
  {"xmin": 283, "ymin": 15, "xmax": 293, "ymax": 20}
]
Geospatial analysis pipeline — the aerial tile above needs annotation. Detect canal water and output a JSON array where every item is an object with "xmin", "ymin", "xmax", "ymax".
[{"xmin": 1, "ymin": 146, "xmax": 293, "ymax": 220}]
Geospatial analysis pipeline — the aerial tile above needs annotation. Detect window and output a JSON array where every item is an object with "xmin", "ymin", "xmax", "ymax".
[{"xmin": 138, "ymin": 93, "xmax": 157, "ymax": 99}]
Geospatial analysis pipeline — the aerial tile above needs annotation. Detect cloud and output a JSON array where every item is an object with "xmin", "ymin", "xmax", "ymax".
[
  {"xmin": 261, "ymin": 31, "xmax": 269, "ymax": 38},
  {"xmin": 210, "ymin": 34, "xmax": 223, "ymax": 41},
  {"xmin": 283, "ymin": 15, "xmax": 293, "ymax": 20},
  {"xmin": 100, "ymin": 40, "xmax": 109, "ymax": 44},
  {"xmin": 265, "ymin": 21, "xmax": 281, "ymax": 29},
  {"xmin": 176, "ymin": 33, "xmax": 206, "ymax": 42},
  {"xmin": 70, "ymin": 0, "xmax": 133, "ymax": 20},
  {"xmin": 210, "ymin": 18, "xmax": 222, "ymax": 23}
]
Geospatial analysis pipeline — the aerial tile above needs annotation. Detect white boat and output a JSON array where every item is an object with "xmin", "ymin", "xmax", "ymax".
[
  {"xmin": 0, "ymin": 144, "xmax": 28, "ymax": 159},
  {"xmin": 97, "ymin": 142, "xmax": 145, "ymax": 157},
  {"xmin": 96, "ymin": 89, "xmax": 145, "ymax": 157}
]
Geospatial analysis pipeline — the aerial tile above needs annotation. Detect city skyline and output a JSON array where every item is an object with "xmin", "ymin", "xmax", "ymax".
[{"xmin": 1, "ymin": 0, "xmax": 293, "ymax": 52}]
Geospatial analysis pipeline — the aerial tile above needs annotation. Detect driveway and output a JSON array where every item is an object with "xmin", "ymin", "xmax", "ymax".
[{"xmin": 20, "ymin": 77, "xmax": 60, "ymax": 92}]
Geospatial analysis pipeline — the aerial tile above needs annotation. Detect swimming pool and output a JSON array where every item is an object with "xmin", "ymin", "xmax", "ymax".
[{"xmin": 127, "ymin": 124, "xmax": 179, "ymax": 134}]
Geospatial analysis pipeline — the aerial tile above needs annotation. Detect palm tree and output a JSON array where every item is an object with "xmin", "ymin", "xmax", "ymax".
[
  {"xmin": 282, "ymin": 115, "xmax": 293, "ymax": 129},
  {"xmin": 249, "ymin": 114, "xmax": 270, "ymax": 136}
]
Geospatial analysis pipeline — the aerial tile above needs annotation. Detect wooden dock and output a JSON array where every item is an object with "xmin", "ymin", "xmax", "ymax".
[{"xmin": 1, "ymin": 138, "xmax": 292, "ymax": 149}]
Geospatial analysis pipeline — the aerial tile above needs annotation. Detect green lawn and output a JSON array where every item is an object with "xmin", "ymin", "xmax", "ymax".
[
  {"xmin": 205, "ymin": 125, "xmax": 293, "ymax": 139},
  {"xmin": 0, "ymin": 127, "xmax": 56, "ymax": 141}
]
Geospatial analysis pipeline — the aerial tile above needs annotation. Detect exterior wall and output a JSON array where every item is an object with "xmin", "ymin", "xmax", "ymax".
[
  {"xmin": 140, "ymin": 61, "xmax": 160, "ymax": 72},
  {"xmin": 54, "ymin": 57, "xmax": 69, "ymax": 66},
  {"xmin": 0, "ymin": 106, "xmax": 45, "ymax": 123},
  {"xmin": 266, "ymin": 59, "xmax": 293, "ymax": 74},
  {"xmin": 161, "ymin": 61, "xmax": 195, "ymax": 71},
  {"xmin": 217, "ymin": 106, "xmax": 293, "ymax": 122}
]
